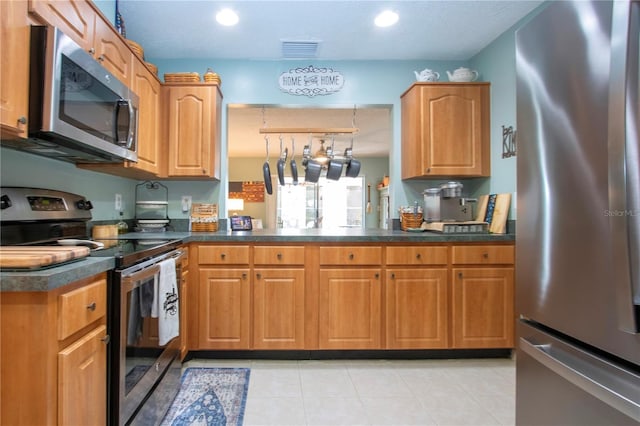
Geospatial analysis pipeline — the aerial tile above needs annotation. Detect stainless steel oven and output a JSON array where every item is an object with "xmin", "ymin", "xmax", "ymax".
[{"xmin": 107, "ymin": 241, "xmax": 184, "ymax": 425}]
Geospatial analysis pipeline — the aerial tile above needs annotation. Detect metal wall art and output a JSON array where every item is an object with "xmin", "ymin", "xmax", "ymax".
[
  {"xmin": 278, "ymin": 65, "xmax": 344, "ymax": 97},
  {"xmin": 502, "ymin": 125, "xmax": 517, "ymax": 158}
]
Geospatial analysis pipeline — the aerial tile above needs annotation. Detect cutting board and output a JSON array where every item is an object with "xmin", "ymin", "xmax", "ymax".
[
  {"xmin": 475, "ymin": 193, "xmax": 511, "ymax": 234},
  {"xmin": 0, "ymin": 246, "xmax": 91, "ymax": 269}
]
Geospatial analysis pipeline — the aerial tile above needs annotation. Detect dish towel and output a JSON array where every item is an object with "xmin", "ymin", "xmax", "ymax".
[{"xmin": 155, "ymin": 257, "xmax": 179, "ymax": 346}]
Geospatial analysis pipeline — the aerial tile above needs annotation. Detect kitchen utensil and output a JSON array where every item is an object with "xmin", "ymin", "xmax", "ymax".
[
  {"xmin": 305, "ymin": 159, "xmax": 322, "ymax": 183},
  {"xmin": 290, "ymin": 137, "xmax": 299, "ymax": 185},
  {"xmin": 57, "ymin": 239, "xmax": 105, "ymax": 249},
  {"xmin": 276, "ymin": 135, "xmax": 288, "ymax": 186},
  {"xmin": 446, "ymin": 67, "xmax": 479, "ymax": 82},
  {"xmin": 326, "ymin": 159, "xmax": 343, "ymax": 180},
  {"xmin": 423, "ymin": 188, "xmax": 441, "ymax": 221},
  {"xmin": 263, "ymin": 136, "xmax": 273, "ymax": 194},
  {"xmin": 414, "ymin": 68, "xmax": 440, "ymax": 82},
  {"xmin": 439, "ymin": 181, "xmax": 463, "ymax": 198},
  {"xmin": 366, "ymin": 184, "xmax": 372, "ymax": 213}
]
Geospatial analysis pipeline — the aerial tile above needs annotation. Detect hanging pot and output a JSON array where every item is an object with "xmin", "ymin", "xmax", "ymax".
[
  {"xmin": 305, "ymin": 159, "xmax": 322, "ymax": 183},
  {"xmin": 326, "ymin": 159, "xmax": 343, "ymax": 180},
  {"xmin": 276, "ymin": 136, "xmax": 288, "ymax": 186},
  {"xmin": 290, "ymin": 137, "xmax": 298, "ymax": 185},
  {"xmin": 263, "ymin": 136, "xmax": 273, "ymax": 195},
  {"xmin": 345, "ymin": 158, "xmax": 361, "ymax": 177}
]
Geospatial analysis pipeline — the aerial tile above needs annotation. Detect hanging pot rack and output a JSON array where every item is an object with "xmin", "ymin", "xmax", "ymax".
[{"xmin": 258, "ymin": 127, "xmax": 358, "ymax": 135}]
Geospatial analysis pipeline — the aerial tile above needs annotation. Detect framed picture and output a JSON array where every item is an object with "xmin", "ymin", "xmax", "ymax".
[{"xmin": 230, "ymin": 215, "xmax": 253, "ymax": 231}]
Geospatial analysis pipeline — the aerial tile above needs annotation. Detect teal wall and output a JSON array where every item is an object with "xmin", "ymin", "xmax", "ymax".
[{"xmin": 1, "ymin": 1, "xmax": 551, "ymax": 225}]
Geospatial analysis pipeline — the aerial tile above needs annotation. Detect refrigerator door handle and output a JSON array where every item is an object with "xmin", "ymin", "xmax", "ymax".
[
  {"xmin": 608, "ymin": 0, "xmax": 640, "ymax": 334},
  {"xmin": 520, "ymin": 337, "xmax": 640, "ymax": 422}
]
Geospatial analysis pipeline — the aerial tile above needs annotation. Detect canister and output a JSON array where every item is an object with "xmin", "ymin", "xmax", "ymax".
[{"xmin": 423, "ymin": 188, "xmax": 441, "ymax": 221}]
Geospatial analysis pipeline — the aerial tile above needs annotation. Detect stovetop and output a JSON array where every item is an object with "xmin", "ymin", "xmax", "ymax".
[{"xmin": 90, "ymin": 238, "xmax": 182, "ymax": 269}]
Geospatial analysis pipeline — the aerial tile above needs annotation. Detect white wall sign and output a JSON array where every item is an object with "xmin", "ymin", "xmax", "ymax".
[{"xmin": 278, "ymin": 65, "xmax": 344, "ymax": 97}]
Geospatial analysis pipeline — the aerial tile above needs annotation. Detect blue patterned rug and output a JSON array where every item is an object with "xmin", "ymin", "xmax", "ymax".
[{"xmin": 161, "ymin": 367, "xmax": 250, "ymax": 426}]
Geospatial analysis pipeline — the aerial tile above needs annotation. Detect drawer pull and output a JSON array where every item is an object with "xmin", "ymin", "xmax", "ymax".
[
  {"xmin": 220, "ymin": 253, "xmax": 226, "ymax": 259},
  {"xmin": 277, "ymin": 253, "xmax": 282, "ymax": 260},
  {"xmin": 416, "ymin": 253, "xmax": 422, "ymax": 259},
  {"xmin": 101, "ymin": 335, "xmax": 110, "ymax": 344},
  {"xmin": 349, "ymin": 253, "xmax": 355, "ymax": 260},
  {"xmin": 87, "ymin": 302, "xmax": 97, "ymax": 311},
  {"xmin": 483, "ymin": 253, "xmax": 489, "ymax": 259}
]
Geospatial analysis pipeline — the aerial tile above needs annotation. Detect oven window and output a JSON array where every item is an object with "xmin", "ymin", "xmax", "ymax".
[
  {"xmin": 125, "ymin": 276, "xmax": 163, "ymax": 395},
  {"xmin": 59, "ymin": 55, "xmax": 121, "ymax": 144}
]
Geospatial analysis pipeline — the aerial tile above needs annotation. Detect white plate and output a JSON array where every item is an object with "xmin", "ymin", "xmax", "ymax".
[{"xmin": 57, "ymin": 239, "xmax": 105, "ymax": 249}]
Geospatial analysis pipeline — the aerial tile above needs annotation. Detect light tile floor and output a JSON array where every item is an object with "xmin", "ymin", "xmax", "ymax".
[{"xmin": 184, "ymin": 357, "xmax": 516, "ymax": 426}]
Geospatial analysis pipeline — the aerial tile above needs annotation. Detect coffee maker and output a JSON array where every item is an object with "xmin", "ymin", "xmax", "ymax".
[{"xmin": 423, "ymin": 181, "xmax": 476, "ymax": 222}]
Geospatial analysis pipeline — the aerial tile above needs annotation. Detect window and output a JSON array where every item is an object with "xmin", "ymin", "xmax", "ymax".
[{"xmin": 276, "ymin": 177, "xmax": 364, "ymax": 229}]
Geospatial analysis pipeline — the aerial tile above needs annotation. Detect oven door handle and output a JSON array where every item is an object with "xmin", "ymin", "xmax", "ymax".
[
  {"xmin": 120, "ymin": 249, "xmax": 185, "ymax": 287},
  {"xmin": 121, "ymin": 263, "xmax": 161, "ymax": 287}
]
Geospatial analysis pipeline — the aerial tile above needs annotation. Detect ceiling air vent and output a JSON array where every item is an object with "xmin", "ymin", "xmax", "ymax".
[{"xmin": 281, "ymin": 40, "xmax": 320, "ymax": 59}]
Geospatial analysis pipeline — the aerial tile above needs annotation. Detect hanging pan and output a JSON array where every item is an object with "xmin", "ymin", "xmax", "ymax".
[
  {"xmin": 326, "ymin": 138, "xmax": 343, "ymax": 181},
  {"xmin": 303, "ymin": 138, "xmax": 322, "ymax": 183},
  {"xmin": 290, "ymin": 137, "xmax": 299, "ymax": 185},
  {"xmin": 345, "ymin": 136, "xmax": 361, "ymax": 178},
  {"xmin": 276, "ymin": 135, "xmax": 288, "ymax": 186},
  {"xmin": 263, "ymin": 136, "xmax": 273, "ymax": 195}
]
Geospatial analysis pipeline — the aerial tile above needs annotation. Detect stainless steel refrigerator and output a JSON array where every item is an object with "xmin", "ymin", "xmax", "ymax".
[{"xmin": 515, "ymin": 0, "xmax": 640, "ymax": 424}]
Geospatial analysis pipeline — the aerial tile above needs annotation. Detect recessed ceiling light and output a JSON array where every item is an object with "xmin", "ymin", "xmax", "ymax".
[
  {"xmin": 216, "ymin": 8, "xmax": 239, "ymax": 26},
  {"xmin": 374, "ymin": 10, "xmax": 398, "ymax": 27}
]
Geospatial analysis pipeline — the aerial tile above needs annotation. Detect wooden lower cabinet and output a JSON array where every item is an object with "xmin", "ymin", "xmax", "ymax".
[
  {"xmin": 452, "ymin": 267, "xmax": 514, "ymax": 348},
  {"xmin": 253, "ymin": 268, "xmax": 305, "ymax": 349},
  {"xmin": 385, "ymin": 268, "xmax": 449, "ymax": 349},
  {"xmin": 58, "ymin": 325, "xmax": 107, "ymax": 425},
  {"xmin": 1, "ymin": 273, "xmax": 108, "ymax": 425},
  {"xmin": 318, "ymin": 269, "xmax": 381, "ymax": 349},
  {"xmin": 198, "ymin": 268, "xmax": 251, "ymax": 349}
]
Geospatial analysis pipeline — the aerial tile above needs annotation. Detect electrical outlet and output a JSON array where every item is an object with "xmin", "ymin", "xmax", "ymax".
[
  {"xmin": 115, "ymin": 193, "xmax": 122, "ymax": 211},
  {"xmin": 181, "ymin": 195, "xmax": 192, "ymax": 212}
]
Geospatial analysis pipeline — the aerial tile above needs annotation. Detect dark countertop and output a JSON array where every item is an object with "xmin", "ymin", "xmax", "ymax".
[{"xmin": 0, "ymin": 229, "xmax": 514, "ymax": 292}]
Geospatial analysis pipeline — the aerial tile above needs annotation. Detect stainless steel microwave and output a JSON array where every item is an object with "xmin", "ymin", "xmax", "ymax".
[{"xmin": 21, "ymin": 26, "xmax": 139, "ymax": 163}]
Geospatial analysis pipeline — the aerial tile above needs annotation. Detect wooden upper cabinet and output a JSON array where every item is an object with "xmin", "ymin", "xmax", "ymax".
[
  {"xmin": 0, "ymin": 0, "xmax": 30, "ymax": 138},
  {"xmin": 401, "ymin": 83, "xmax": 490, "ymax": 179},
  {"xmin": 29, "ymin": 0, "xmax": 96, "ymax": 52},
  {"xmin": 92, "ymin": 16, "xmax": 133, "ymax": 86},
  {"xmin": 163, "ymin": 83, "xmax": 222, "ymax": 179},
  {"xmin": 129, "ymin": 60, "xmax": 161, "ymax": 175}
]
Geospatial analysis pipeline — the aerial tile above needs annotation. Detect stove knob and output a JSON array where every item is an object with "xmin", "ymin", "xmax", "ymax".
[
  {"xmin": 85, "ymin": 200, "xmax": 93, "ymax": 210},
  {"xmin": 76, "ymin": 200, "xmax": 86, "ymax": 210},
  {"xmin": 0, "ymin": 195, "xmax": 12, "ymax": 210}
]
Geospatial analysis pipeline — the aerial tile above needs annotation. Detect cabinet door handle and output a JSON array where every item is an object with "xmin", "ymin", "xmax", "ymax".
[
  {"xmin": 87, "ymin": 302, "xmax": 97, "ymax": 311},
  {"xmin": 458, "ymin": 272, "xmax": 463, "ymax": 279},
  {"xmin": 426, "ymin": 167, "xmax": 431, "ymax": 173},
  {"xmin": 242, "ymin": 273, "xmax": 247, "ymax": 280},
  {"xmin": 88, "ymin": 47, "xmax": 95, "ymax": 54},
  {"xmin": 374, "ymin": 273, "xmax": 380, "ymax": 279},
  {"xmin": 390, "ymin": 273, "xmax": 395, "ymax": 279},
  {"xmin": 97, "ymin": 55, "xmax": 105, "ymax": 62},
  {"xmin": 17, "ymin": 116, "xmax": 27, "ymax": 125},
  {"xmin": 101, "ymin": 335, "xmax": 110, "ymax": 344},
  {"xmin": 256, "ymin": 273, "xmax": 261, "ymax": 280}
]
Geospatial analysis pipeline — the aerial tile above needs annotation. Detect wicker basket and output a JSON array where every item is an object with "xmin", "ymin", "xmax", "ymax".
[
  {"xmin": 145, "ymin": 62, "xmax": 158, "ymax": 75},
  {"xmin": 190, "ymin": 203, "xmax": 218, "ymax": 232},
  {"xmin": 164, "ymin": 72, "xmax": 201, "ymax": 83},
  {"xmin": 126, "ymin": 39, "xmax": 144, "ymax": 59},
  {"xmin": 400, "ymin": 212, "xmax": 424, "ymax": 231}
]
